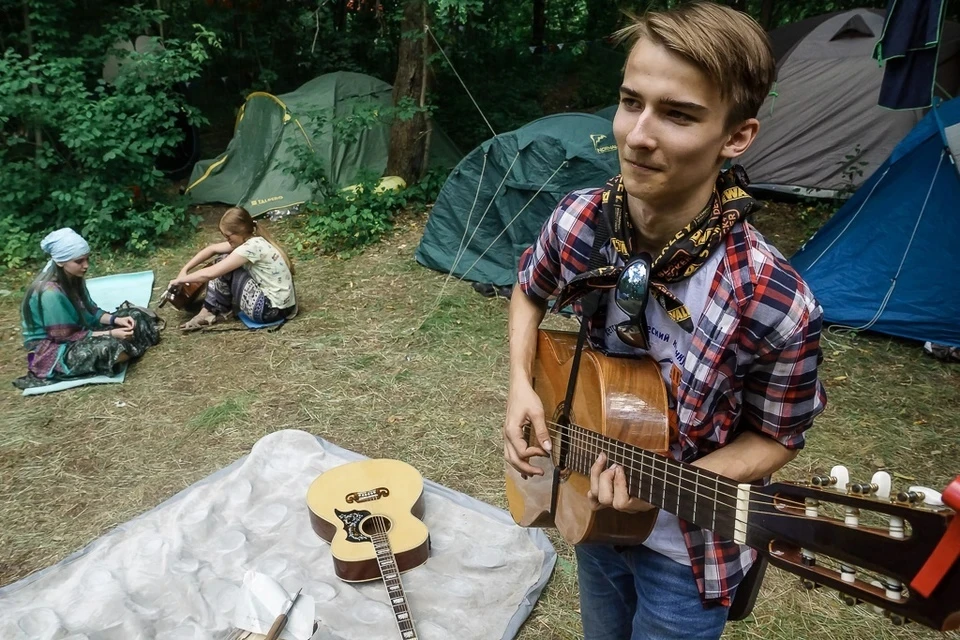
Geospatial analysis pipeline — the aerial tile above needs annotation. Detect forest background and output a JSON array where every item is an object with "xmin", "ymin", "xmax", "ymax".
[{"xmin": 5, "ymin": 0, "xmax": 960, "ymax": 268}]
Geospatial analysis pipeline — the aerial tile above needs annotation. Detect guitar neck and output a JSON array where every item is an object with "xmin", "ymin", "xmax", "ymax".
[
  {"xmin": 561, "ymin": 424, "xmax": 744, "ymax": 541},
  {"xmin": 370, "ymin": 529, "xmax": 419, "ymax": 640}
]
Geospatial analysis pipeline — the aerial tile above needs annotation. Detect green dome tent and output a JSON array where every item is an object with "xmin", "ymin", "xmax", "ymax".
[
  {"xmin": 185, "ymin": 71, "xmax": 462, "ymax": 217},
  {"xmin": 415, "ymin": 113, "xmax": 621, "ymax": 286},
  {"xmin": 594, "ymin": 104, "xmax": 618, "ymax": 121}
]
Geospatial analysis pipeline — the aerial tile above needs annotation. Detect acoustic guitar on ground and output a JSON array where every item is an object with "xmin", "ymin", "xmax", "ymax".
[
  {"xmin": 307, "ymin": 459, "xmax": 429, "ymax": 640},
  {"xmin": 505, "ymin": 329, "xmax": 960, "ymax": 631}
]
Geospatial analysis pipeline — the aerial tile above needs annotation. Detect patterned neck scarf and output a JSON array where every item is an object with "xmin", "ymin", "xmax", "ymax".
[
  {"xmin": 557, "ymin": 166, "xmax": 759, "ymax": 334},
  {"xmin": 605, "ymin": 166, "xmax": 759, "ymax": 332}
]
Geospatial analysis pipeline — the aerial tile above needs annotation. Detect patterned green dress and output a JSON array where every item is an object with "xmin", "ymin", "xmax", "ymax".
[{"xmin": 15, "ymin": 282, "xmax": 161, "ymax": 389}]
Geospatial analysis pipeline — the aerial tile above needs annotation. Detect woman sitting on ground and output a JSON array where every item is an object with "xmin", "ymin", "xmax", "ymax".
[
  {"xmin": 15, "ymin": 228, "xmax": 162, "ymax": 390},
  {"xmin": 171, "ymin": 207, "xmax": 297, "ymax": 330}
]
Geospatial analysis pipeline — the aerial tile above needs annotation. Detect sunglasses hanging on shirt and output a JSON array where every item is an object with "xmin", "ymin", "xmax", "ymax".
[{"xmin": 614, "ymin": 253, "xmax": 652, "ymax": 350}]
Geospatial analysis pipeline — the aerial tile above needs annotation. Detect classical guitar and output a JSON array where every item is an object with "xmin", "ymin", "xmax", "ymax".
[
  {"xmin": 505, "ymin": 329, "xmax": 960, "ymax": 631},
  {"xmin": 307, "ymin": 459, "xmax": 429, "ymax": 640}
]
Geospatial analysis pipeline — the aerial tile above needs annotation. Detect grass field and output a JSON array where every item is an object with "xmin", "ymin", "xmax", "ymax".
[{"xmin": 0, "ymin": 202, "xmax": 958, "ymax": 639}]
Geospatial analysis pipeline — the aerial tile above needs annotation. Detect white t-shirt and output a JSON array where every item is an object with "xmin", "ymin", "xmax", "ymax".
[
  {"xmin": 233, "ymin": 237, "xmax": 296, "ymax": 309},
  {"xmin": 601, "ymin": 248, "xmax": 724, "ymax": 566}
]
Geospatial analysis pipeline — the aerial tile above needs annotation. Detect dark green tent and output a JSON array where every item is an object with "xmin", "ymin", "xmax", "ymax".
[
  {"xmin": 415, "ymin": 113, "xmax": 620, "ymax": 286},
  {"xmin": 185, "ymin": 71, "xmax": 461, "ymax": 217},
  {"xmin": 594, "ymin": 104, "xmax": 618, "ymax": 121}
]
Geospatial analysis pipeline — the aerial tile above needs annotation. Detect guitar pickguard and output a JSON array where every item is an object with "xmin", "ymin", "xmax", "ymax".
[{"xmin": 335, "ymin": 508, "xmax": 372, "ymax": 542}]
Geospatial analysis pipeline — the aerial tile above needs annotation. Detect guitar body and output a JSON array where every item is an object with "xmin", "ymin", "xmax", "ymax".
[
  {"xmin": 505, "ymin": 329, "xmax": 673, "ymax": 545},
  {"xmin": 158, "ymin": 280, "xmax": 206, "ymax": 311},
  {"xmin": 307, "ymin": 459, "xmax": 430, "ymax": 582}
]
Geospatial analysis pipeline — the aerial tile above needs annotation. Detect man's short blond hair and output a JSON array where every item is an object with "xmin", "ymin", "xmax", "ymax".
[{"xmin": 615, "ymin": 2, "xmax": 775, "ymax": 126}]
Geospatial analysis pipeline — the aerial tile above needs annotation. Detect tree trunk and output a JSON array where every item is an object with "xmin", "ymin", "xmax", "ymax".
[
  {"xmin": 532, "ymin": 0, "xmax": 546, "ymax": 51},
  {"xmin": 22, "ymin": 0, "xmax": 43, "ymax": 157},
  {"xmin": 418, "ymin": 15, "xmax": 433, "ymax": 181},
  {"xmin": 156, "ymin": 0, "xmax": 164, "ymax": 39},
  {"xmin": 385, "ymin": 0, "xmax": 428, "ymax": 185},
  {"xmin": 759, "ymin": 0, "xmax": 776, "ymax": 29},
  {"xmin": 333, "ymin": 0, "xmax": 346, "ymax": 32}
]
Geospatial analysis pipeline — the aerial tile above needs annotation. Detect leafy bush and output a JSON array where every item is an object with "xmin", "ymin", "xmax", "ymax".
[
  {"xmin": 299, "ymin": 173, "xmax": 409, "ymax": 256},
  {"xmin": 0, "ymin": 7, "xmax": 218, "ymax": 269},
  {"xmin": 281, "ymin": 98, "xmax": 442, "ymax": 256},
  {"xmin": 404, "ymin": 167, "xmax": 448, "ymax": 204}
]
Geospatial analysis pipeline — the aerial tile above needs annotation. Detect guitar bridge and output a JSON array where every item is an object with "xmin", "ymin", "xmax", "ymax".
[{"xmin": 346, "ymin": 487, "xmax": 390, "ymax": 503}]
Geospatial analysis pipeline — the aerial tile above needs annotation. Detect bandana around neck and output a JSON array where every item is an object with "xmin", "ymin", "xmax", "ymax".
[{"xmin": 602, "ymin": 166, "xmax": 760, "ymax": 333}]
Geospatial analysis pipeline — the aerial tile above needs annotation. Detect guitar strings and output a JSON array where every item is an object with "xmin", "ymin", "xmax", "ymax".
[
  {"xmin": 525, "ymin": 422, "xmax": 911, "ymax": 539},
  {"xmin": 538, "ymin": 418, "xmax": 773, "ymax": 503},
  {"xmin": 537, "ymin": 419, "xmax": 919, "ymax": 532},
  {"xmin": 540, "ymin": 431, "xmax": 799, "ymax": 526},
  {"xmin": 369, "ymin": 516, "xmax": 416, "ymax": 632},
  {"xmin": 542, "ymin": 418, "xmax": 826, "ymax": 518},
  {"xmin": 536, "ymin": 419, "xmax": 841, "ymax": 517}
]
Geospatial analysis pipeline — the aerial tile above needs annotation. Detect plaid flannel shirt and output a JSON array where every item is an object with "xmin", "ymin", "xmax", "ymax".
[{"xmin": 518, "ymin": 187, "xmax": 827, "ymax": 606}]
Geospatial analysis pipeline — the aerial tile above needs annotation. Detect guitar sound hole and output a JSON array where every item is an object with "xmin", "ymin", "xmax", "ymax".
[{"xmin": 360, "ymin": 515, "xmax": 392, "ymax": 537}]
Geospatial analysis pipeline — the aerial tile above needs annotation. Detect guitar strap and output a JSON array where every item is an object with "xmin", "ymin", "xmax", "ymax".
[{"xmin": 551, "ymin": 206, "xmax": 612, "ymax": 516}]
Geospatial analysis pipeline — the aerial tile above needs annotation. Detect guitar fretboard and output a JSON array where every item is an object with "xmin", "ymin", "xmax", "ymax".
[
  {"xmin": 560, "ymin": 423, "xmax": 740, "ymax": 538},
  {"xmin": 370, "ymin": 528, "xmax": 418, "ymax": 640}
]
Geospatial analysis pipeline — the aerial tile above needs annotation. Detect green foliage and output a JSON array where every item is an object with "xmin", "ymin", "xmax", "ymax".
[
  {"xmin": 299, "ymin": 172, "xmax": 408, "ymax": 256},
  {"xmin": 795, "ymin": 197, "xmax": 841, "ymax": 239},
  {"xmin": 404, "ymin": 167, "xmax": 448, "ymax": 203},
  {"xmin": 836, "ymin": 144, "xmax": 869, "ymax": 195},
  {"xmin": 0, "ymin": 7, "xmax": 219, "ymax": 269},
  {"xmin": 291, "ymin": 164, "xmax": 445, "ymax": 258}
]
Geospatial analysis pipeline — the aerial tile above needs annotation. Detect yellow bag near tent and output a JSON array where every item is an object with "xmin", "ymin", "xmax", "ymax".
[{"xmin": 340, "ymin": 175, "xmax": 407, "ymax": 198}]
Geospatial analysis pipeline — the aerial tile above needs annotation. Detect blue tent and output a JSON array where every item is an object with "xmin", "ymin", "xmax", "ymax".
[{"xmin": 791, "ymin": 97, "xmax": 960, "ymax": 347}]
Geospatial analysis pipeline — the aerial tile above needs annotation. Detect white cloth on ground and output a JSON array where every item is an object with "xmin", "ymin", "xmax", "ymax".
[{"xmin": 0, "ymin": 430, "xmax": 554, "ymax": 640}]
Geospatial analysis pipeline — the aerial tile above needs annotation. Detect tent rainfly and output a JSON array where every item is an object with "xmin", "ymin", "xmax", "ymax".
[
  {"xmin": 791, "ymin": 96, "xmax": 960, "ymax": 347},
  {"xmin": 415, "ymin": 113, "xmax": 620, "ymax": 286},
  {"xmin": 739, "ymin": 9, "xmax": 960, "ymax": 198},
  {"xmin": 185, "ymin": 71, "xmax": 462, "ymax": 217}
]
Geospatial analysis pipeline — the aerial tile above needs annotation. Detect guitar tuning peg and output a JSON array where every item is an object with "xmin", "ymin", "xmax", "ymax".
[
  {"xmin": 872, "ymin": 471, "xmax": 892, "ymax": 499},
  {"xmin": 869, "ymin": 580, "xmax": 908, "ymax": 625},
  {"xmin": 869, "ymin": 579, "xmax": 885, "ymax": 614},
  {"xmin": 800, "ymin": 577, "xmax": 819, "ymax": 590},
  {"xmin": 810, "ymin": 474, "xmax": 835, "ymax": 487},
  {"xmin": 849, "ymin": 481, "xmax": 879, "ymax": 495},
  {"xmin": 832, "ymin": 465, "xmax": 860, "ymax": 528},
  {"xmin": 906, "ymin": 485, "xmax": 944, "ymax": 507},
  {"xmin": 830, "ymin": 465, "xmax": 850, "ymax": 491}
]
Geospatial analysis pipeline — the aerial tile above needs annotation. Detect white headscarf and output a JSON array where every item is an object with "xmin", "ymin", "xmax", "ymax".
[{"xmin": 40, "ymin": 228, "xmax": 90, "ymax": 265}]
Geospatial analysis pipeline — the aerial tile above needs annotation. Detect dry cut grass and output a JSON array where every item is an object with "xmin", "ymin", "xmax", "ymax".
[{"xmin": 0, "ymin": 206, "xmax": 958, "ymax": 640}]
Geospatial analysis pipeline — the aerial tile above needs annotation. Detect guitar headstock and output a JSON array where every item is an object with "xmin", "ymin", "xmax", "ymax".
[{"xmin": 748, "ymin": 468, "xmax": 960, "ymax": 631}]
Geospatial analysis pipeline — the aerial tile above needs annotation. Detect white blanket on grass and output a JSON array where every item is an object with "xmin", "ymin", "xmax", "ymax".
[{"xmin": 0, "ymin": 430, "xmax": 555, "ymax": 639}]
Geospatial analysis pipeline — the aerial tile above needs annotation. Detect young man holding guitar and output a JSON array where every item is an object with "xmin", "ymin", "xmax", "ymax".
[{"xmin": 503, "ymin": 3, "xmax": 827, "ymax": 638}]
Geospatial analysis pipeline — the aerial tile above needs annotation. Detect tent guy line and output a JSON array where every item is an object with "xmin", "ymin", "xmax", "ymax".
[{"xmin": 425, "ymin": 24, "xmax": 497, "ymax": 138}]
